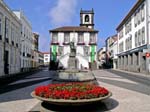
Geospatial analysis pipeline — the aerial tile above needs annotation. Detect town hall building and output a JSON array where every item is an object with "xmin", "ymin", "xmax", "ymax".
[{"xmin": 49, "ymin": 9, "xmax": 98, "ymax": 70}]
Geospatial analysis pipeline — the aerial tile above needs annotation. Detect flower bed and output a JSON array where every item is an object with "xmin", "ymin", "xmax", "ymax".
[{"xmin": 34, "ymin": 83, "xmax": 109, "ymax": 100}]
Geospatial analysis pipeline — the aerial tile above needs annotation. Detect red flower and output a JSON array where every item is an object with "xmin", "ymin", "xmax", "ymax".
[{"xmin": 34, "ymin": 83, "xmax": 109, "ymax": 100}]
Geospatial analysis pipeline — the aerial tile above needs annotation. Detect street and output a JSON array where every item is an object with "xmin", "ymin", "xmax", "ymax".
[{"xmin": 0, "ymin": 69, "xmax": 150, "ymax": 112}]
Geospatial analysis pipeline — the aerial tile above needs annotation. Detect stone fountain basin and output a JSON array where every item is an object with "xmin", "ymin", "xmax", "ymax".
[
  {"xmin": 31, "ymin": 91, "xmax": 112, "ymax": 106},
  {"xmin": 52, "ymin": 70, "xmax": 96, "ymax": 83}
]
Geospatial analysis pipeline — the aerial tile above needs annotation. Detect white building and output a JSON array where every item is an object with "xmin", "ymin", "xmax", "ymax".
[
  {"xmin": 43, "ymin": 52, "xmax": 50, "ymax": 66},
  {"xmin": 106, "ymin": 35, "xmax": 118, "ymax": 69},
  {"xmin": 13, "ymin": 10, "xmax": 33, "ymax": 72},
  {"xmin": 49, "ymin": 9, "xmax": 98, "ymax": 70},
  {"xmin": 97, "ymin": 47, "xmax": 106, "ymax": 68},
  {"xmin": 117, "ymin": 0, "xmax": 150, "ymax": 73},
  {"xmin": 31, "ymin": 32, "xmax": 39, "ymax": 68},
  {"xmin": 0, "ymin": 0, "xmax": 21, "ymax": 76},
  {"xmin": 38, "ymin": 51, "xmax": 44, "ymax": 67}
]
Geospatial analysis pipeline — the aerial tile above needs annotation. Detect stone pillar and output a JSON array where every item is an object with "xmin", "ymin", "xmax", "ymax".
[
  {"xmin": 118, "ymin": 57, "xmax": 120, "ymax": 69},
  {"xmin": 139, "ymin": 51, "xmax": 142, "ymax": 72},
  {"xmin": 124, "ymin": 55, "xmax": 127, "ymax": 70},
  {"xmin": 132, "ymin": 53, "xmax": 135, "ymax": 71},
  {"xmin": 120, "ymin": 56, "xmax": 122, "ymax": 69},
  {"xmin": 128, "ymin": 54, "xmax": 130, "ymax": 71}
]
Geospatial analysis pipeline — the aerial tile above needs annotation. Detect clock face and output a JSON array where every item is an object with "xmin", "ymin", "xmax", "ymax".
[{"xmin": 85, "ymin": 15, "xmax": 90, "ymax": 22}]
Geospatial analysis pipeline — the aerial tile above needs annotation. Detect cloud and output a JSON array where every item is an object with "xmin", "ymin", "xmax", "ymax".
[{"xmin": 49, "ymin": 0, "xmax": 77, "ymax": 27}]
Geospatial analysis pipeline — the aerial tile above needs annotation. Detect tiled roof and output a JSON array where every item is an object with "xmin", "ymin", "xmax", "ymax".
[{"xmin": 50, "ymin": 26, "xmax": 98, "ymax": 32}]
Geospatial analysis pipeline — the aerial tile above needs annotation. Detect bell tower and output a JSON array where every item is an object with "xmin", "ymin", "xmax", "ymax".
[{"xmin": 80, "ymin": 8, "xmax": 94, "ymax": 29}]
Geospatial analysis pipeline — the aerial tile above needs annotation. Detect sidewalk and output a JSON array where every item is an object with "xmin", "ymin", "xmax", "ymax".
[
  {"xmin": 109, "ymin": 69, "xmax": 150, "ymax": 81},
  {"xmin": 93, "ymin": 70, "xmax": 150, "ymax": 112}
]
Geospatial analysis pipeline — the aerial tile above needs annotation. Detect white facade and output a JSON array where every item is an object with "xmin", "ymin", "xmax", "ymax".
[
  {"xmin": 13, "ymin": 10, "xmax": 32, "ymax": 71},
  {"xmin": 117, "ymin": 0, "xmax": 150, "ymax": 73},
  {"xmin": 97, "ymin": 47, "xmax": 106, "ymax": 67},
  {"xmin": 106, "ymin": 35, "xmax": 118, "ymax": 69},
  {"xmin": 50, "ymin": 29, "xmax": 98, "ymax": 69},
  {"xmin": 80, "ymin": 9, "xmax": 94, "ymax": 29},
  {"xmin": 0, "ymin": 1, "xmax": 21, "ymax": 76},
  {"xmin": 50, "ymin": 9, "xmax": 98, "ymax": 70},
  {"xmin": 43, "ymin": 53, "xmax": 50, "ymax": 65}
]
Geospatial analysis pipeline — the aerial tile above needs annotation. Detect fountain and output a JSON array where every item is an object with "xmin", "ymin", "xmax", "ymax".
[
  {"xmin": 52, "ymin": 41, "xmax": 97, "ymax": 84},
  {"xmin": 31, "ymin": 42, "xmax": 112, "ymax": 111}
]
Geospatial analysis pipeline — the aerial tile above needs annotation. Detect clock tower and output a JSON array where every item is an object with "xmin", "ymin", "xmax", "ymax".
[{"xmin": 80, "ymin": 8, "xmax": 94, "ymax": 29}]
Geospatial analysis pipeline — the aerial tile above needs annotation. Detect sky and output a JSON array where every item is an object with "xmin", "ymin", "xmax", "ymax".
[{"xmin": 4, "ymin": 0, "xmax": 137, "ymax": 52}]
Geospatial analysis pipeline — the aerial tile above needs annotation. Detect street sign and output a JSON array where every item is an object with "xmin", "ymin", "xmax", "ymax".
[{"xmin": 145, "ymin": 52, "xmax": 150, "ymax": 57}]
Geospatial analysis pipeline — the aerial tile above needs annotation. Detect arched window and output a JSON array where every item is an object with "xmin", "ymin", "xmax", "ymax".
[{"xmin": 85, "ymin": 15, "xmax": 89, "ymax": 22}]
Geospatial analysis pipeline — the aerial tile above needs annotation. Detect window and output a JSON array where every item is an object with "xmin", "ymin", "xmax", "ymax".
[
  {"xmin": 90, "ymin": 33, "xmax": 96, "ymax": 43},
  {"xmin": 135, "ymin": 32, "xmax": 137, "ymax": 47},
  {"xmin": 142, "ymin": 27, "xmax": 145, "ymax": 44},
  {"xmin": 125, "ymin": 18, "xmax": 131, "ymax": 35},
  {"xmin": 141, "ymin": 4, "xmax": 145, "ymax": 22},
  {"xmin": 0, "ymin": 14, "xmax": 2, "ymax": 40},
  {"xmin": 84, "ymin": 46, "xmax": 89, "ymax": 56},
  {"xmin": 119, "ymin": 28, "xmax": 123, "ymax": 39},
  {"xmin": 52, "ymin": 33, "xmax": 58, "ymax": 43},
  {"xmin": 45, "ymin": 54, "xmax": 48, "ymax": 57},
  {"xmin": 85, "ymin": 15, "xmax": 90, "ymax": 22},
  {"xmin": 134, "ymin": 12, "xmax": 137, "ymax": 27},
  {"xmin": 58, "ymin": 46, "xmax": 63, "ymax": 55},
  {"xmin": 130, "ymin": 35, "xmax": 132, "ymax": 49},
  {"xmin": 5, "ymin": 18, "xmax": 9, "ymax": 42},
  {"xmin": 119, "ymin": 42, "xmax": 124, "ymax": 52},
  {"xmin": 138, "ymin": 30, "xmax": 141, "ymax": 46},
  {"xmin": 64, "ymin": 33, "xmax": 70, "ymax": 43},
  {"xmin": 125, "ymin": 39, "xmax": 127, "ymax": 50},
  {"xmin": 137, "ymin": 9, "xmax": 141, "ymax": 25},
  {"xmin": 11, "ymin": 25, "xmax": 14, "ymax": 45},
  {"xmin": 78, "ymin": 33, "xmax": 84, "ymax": 43}
]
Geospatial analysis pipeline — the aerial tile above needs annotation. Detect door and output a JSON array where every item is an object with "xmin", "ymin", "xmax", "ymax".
[{"xmin": 4, "ymin": 50, "xmax": 9, "ymax": 74}]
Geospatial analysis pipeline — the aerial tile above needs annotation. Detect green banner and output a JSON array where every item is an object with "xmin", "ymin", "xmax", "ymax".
[
  {"xmin": 91, "ymin": 45, "xmax": 95, "ymax": 63},
  {"xmin": 51, "ymin": 45, "xmax": 57, "ymax": 62}
]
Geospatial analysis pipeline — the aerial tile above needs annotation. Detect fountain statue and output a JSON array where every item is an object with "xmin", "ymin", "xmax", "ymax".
[{"xmin": 68, "ymin": 42, "xmax": 78, "ymax": 70}]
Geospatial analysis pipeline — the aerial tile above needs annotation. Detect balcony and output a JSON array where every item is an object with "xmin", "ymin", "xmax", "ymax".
[
  {"xmin": 51, "ymin": 42, "xmax": 59, "ymax": 45},
  {"xmin": 63, "ymin": 42, "xmax": 70, "ymax": 45},
  {"xmin": 89, "ymin": 42, "xmax": 97, "ymax": 45},
  {"xmin": 77, "ymin": 42, "xmax": 85, "ymax": 45}
]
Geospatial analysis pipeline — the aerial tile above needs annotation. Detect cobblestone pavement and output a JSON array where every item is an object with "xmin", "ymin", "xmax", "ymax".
[{"xmin": 0, "ymin": 69, "xmax": 150, "ymax": 112}]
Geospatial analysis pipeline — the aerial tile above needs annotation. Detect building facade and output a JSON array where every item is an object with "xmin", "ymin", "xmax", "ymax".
[
  {"xmin": 0, "ymin": 1, "xmax": 21, "ymax": 76},
  {"xmin": 38, "ymin": 51, "xmax": 44, "ymax": 67},
  {"xmin": 117, "ymin": 0, "xmax": 150, "ymax": 73},
  {"xmin": 50, "ymin": 27, "xmax": 98, "ymax": 70},
  {"xmin": 13, "ymin": 10, "xmax": 33, "ymax": 72},
  {"xmin": 49, "ymin": 9, "xmax": 98, "ymax": 70},
  {"xmin": 43, "ymin": 52, "xmax": 50, "ymax": 66},
  {"xmin": 106, "ymin": 34, "xmax": 118, "ymax": 69},
  {"xmin": 97, "ymin": 47, "xmax": 106, "ymax": 68},
  {"xmin": 31, "ymin": 32, "xmax": 39, "ymax": 68}
]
